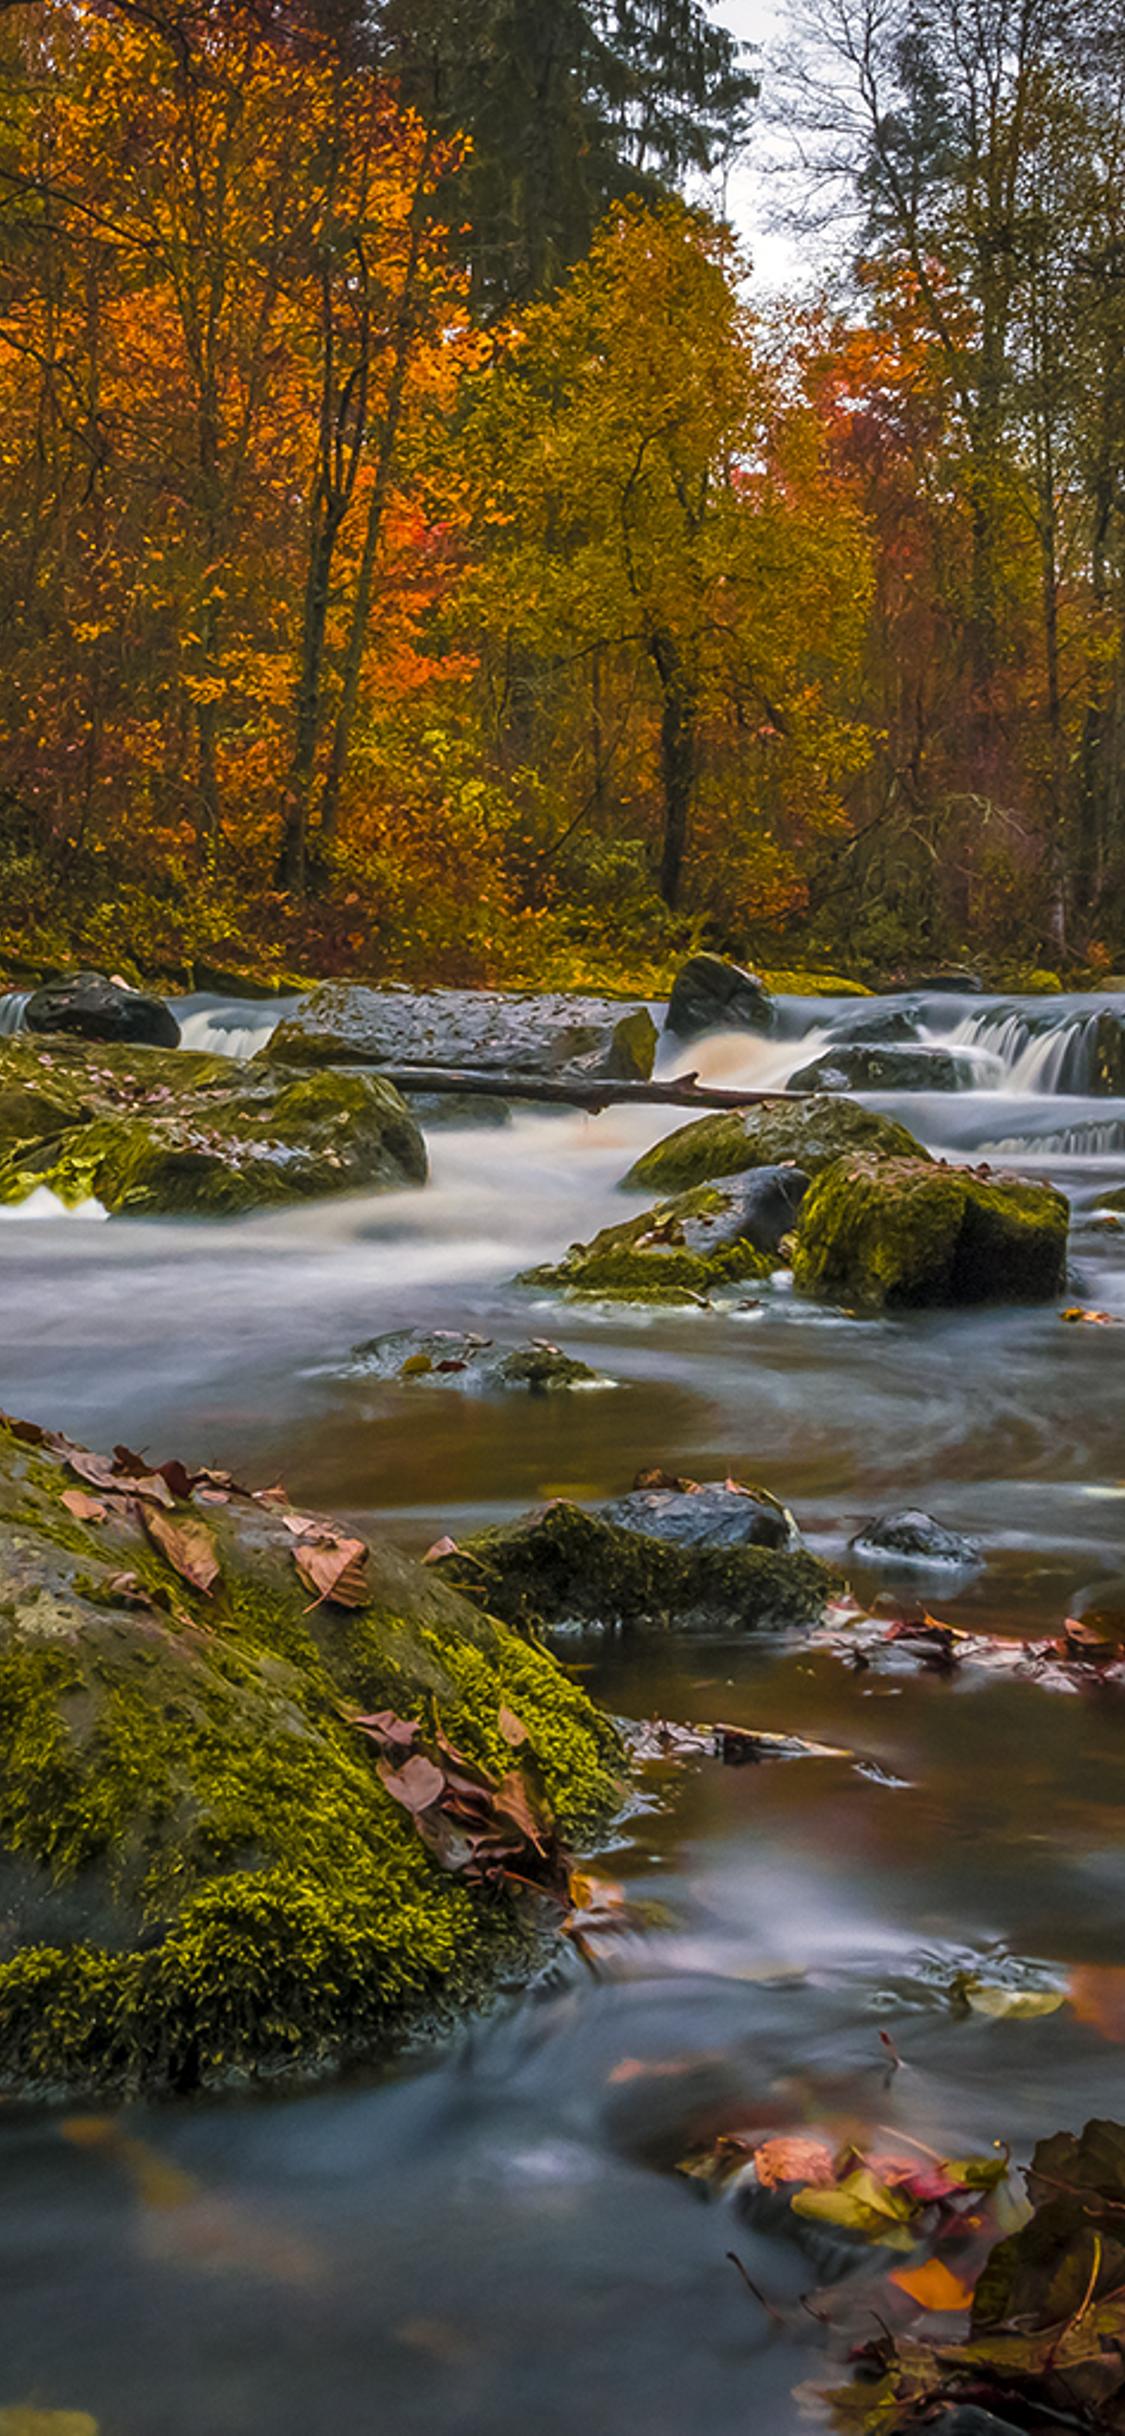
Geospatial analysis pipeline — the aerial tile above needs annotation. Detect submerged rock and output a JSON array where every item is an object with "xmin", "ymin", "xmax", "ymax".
[
  {"xmin": 24, "ymin": 969, "xmax": 181, "ymax": 1050},
  {"xmin": 602, "ymin": 1480, "xmax": 799, "ymax": 1551},
  {"xmin": 792, "ymin": 1154, "xmax": 1068, "ymax": 1309},
  {"xmin": 351, "ymin": 1328, "xmax": 604, "ymax": 1393},
  {"xmin": 822, "ymin": 1003, "xmax": 922, "ymax": 1047},
  {"xmin": 624, "ymin": 1095, "xmax": 929, "ymax": 1196},
  {"xmin": 850, "ymin": 1510, "xmax": 981, "ymax": 1570},
  {"xmin": 0, "ymin": 1036, "xmax": 427, "ymax": 1216},
  {"xmin": 0, "ymin": 1417, "xmax": 619, "ymax": 2099},
  {"xmin": 664, "ymin": 952, "xmax": 773, "ymax": 1042},
  {"xmin": 521, "ymin": 1179, "xmax": 780, "ymax": 1303},
  {"xmin": 262, "ymin": 982, "xmax": 657, "ymax": 1081},
  {"xmin": 787, "ymin": 1043, "xmax": 976, "ymax": 1093},
  {"xmin": 433, "ymin": 1499, "xmax": 834, "ymax": 1635}
]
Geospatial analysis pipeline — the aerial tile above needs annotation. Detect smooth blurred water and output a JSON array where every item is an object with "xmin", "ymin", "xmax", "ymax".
[{"xmin": 0, "ymin": 985, "xmax": 1123, "ymax": 2435}]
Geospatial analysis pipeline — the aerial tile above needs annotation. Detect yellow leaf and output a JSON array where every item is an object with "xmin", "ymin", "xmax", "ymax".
[{"xmin": 890, "ymin": 2257, "xmax": 975, "ymax": 2311}]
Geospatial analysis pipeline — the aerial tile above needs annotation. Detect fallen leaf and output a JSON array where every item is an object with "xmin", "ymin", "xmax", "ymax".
[
  {"xmin": 351, "ymin": 1711, "xmax": 421, "ymax": 1756},
  {"xmin": 60, "ymin": 1488, "xmax": 108, "ymax": 1523},
  {"xmin": 754, "ymin": 2136, "xmax": 837, "ymax": 2190},
  {"xmin": 1069, "ymin": 1965, "xmax": 1125, "ymax": 2044},
  {"xmin": 422, "ymin": 1534, "xmax": 459, "ymax": 1564},
  {"xmin": 140, "ymin": 1506, "xmax": 221, "ymax": 1597},
  {"xmin": 292, "ymin": 1534, "xmax": 368, "ymax": 1609},
  {"xmin": 376, "ymin": 1754, "xmax": 446, "ymax": 1814},
  {"xmin": 959, "ymin": 1979, "xmax": 1066, "ymax": 2020},
  {"xmin": 497, "ymin": 1704, "xmax": 527, "ymax": 1746},
  {"xmin": 792, "ymin": 2167, "xmax": 920, "ymax": 2248},
  {"xmin": 1060, "ymin": 1305, "xmax": 1117, "ymax": 1325},
  {"xmin": 889, "ymin": 2256, "xmax": 974, "ymax": 2311},
  {"xmin": 0, "ymin": 2411, "xmax": 100, "ymax": 2435}
]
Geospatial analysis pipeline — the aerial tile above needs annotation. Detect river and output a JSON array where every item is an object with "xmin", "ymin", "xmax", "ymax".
[{"xmin": 1, "ymin": 984, "xmax": 1123, "ymax": 2434}]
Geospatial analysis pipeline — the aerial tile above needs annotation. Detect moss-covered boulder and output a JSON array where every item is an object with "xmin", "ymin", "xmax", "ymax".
[
  {"xmin": 262, "ymin": 982, "xmax": 658, "ymax": 1081},
  {"xmin": 0, "ymin": 1419, "xmax": 620, "ymax": 2099},
  {"xmin": 1096, "ymin": 1184, "xmax": 1125, "ymax": 1212},
  {"xmin": 792, "ymin": 1154, "xmax": 1069, "ymax": 1309},
  {"xmin": 623, "ymin": 1094, "xmax": 929, "ymax": 1195},
  {"xmin": 0, "ymin": 1036, "xmax": 427, "ymax": 1215},
  {"xmin": 521, "ymin": 1180, "xmax": 779, "ymax": 1303},
  {"xmin": 435, "ymin": 1500, "xmax": 834, "ymax": 1635}
]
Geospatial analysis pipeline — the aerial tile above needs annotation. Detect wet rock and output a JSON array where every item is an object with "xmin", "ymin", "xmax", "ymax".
[
  {"xmin": 24, "ymin": 969, "xmax": 181, "ymax": 1050},
  {"xmin": 928, "ymin": 2411, "xmax": 1025, "ymax": 2436},
  {"xmin": 0, "ymin": 1417, "xmax": 620, "ymax": 2099},
  {"xmin": 664, "ymin": 953, "xmax": 774, "ymax": 1042},
  {"xmin": 262, "ymin": 982, "xmax": 657, "ymax": 1081},
  {"xmin": 432, "ymin": 1499, "xmax": 835, "ymax": 1635},
  {"xmin": 602, "ymin": 1480, "xmax": 799, "ymax": 1551},
  {"xmin": 1095, "ymin": 1184, "xmax": 1125, "ymax": 1211},
  {"xmin": 822, "ymin": 1002, "xmax": 922, "ymax": 1046},
  {"xmin": 406, "ymin": 1091, "xmax": 512, "ymax": 1129},
  {"xmin": 909, "ymin": 969, "xmax": 985, "ymax": 992},
  {"xmin": 850, "ymin": 1510, "xmax": 981, "ymax": 1570},
  {"xmin": 624, "ymin": 1095, "xmax": 929, "ymax": 1196},
  {"xmin": 351, "ymin": 1328, "xmax": 604, "ymax": 1393},
  {"xmin": 521, "ymin": 1179, "xmax": 781, "ymax": 1303},
  {"xmin": 792, "ymin": 1153, "xmax": 1069, "ymax": 1309},
  {"xmin": 1089, "ymin": 1008, "xmax": 1125, "ymax": 1094},
  {"xmin": 787, "ymin": 1043, "xmax": 975, "ymax": 1093},
  {"xmin": 0, "ymin": 1036, "xmax": 427, "ymax": 1216}
]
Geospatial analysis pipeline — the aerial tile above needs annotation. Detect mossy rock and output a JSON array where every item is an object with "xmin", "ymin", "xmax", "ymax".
[
  {"xmin": 0, "ymin": 1037, "xmax": 426, "ymax": 1216},
  {"xmin": 623, "ymin": 1095, "xmax": 929, "ymax": 1196},
  {"xmin": 434, "ymin": 1500, "xmax": 835, "ymax": 1635},
  {"xmin": 351, "ymin": 1329, "xmax": 605, "ymax": 1394},
  {"xmin": 262, "ymin": 982, "xmax": 657, "ymax": 1080},
  {"xmin": 0, "ymin": 1421, "xmax": 620, "ymax": 2099},
  {"xmin": 521, "ymin": 1181, "xmax": 777, "ymax": 1304},
  {"xmin": 792, "ymin": 1154, "xmax": 1069, "ymax": 1309},
  {"xmin": 1095, "ymin": 1184, "xmax": 1125, "ymax": 1213}
]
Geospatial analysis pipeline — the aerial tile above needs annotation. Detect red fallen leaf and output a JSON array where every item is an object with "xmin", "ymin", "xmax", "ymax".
[
  {"xmin": 1, "ymin": 1412, "xmax": 48, "ymax": 1445},
  {"xmin": 196, "ymin": 1487, "xmax": 230, "ymax": 1505},
  {"xmin": 155, "ymin": 1458, "xmax": 195, "ymax": 1502},
  {"xmin": 376, "ymin": 1753, "xmax": 446, "ymax": 1814},
  {"xmin": 1069, "ymin": 1963, "xmax": 1125, "ymax": 2043},
  {"xmin": 491, "ymin": 1768, "xmax": 553, "ymax": 1855},
  {"xmin": 754, "ymin": 2137, "xmax": 837, "ymax": 2190},
  {"xmin": 434, "ymin": 1358, "xmax": 468, "ymax": 1373},
  {"xmin": 140, "ymin": 1505, "xmax": 221, "ymax": 1597},
  {"xmin": 292, "ymin": 1534, "xmax": 368, "ymax": 1609},
  {"xmin": 61, "ymin": 1487, "xmax": 109, "ymax": 1522},
  {"xmin": 352, "ymin": 1711, "xmax": 421, "ymax": 1756},
  {"xmin": 422, "ymin": 1535, "xmax": 459, "ymax": 1564},
  {"xmin": 65, "ymin": 1446, "xmax": 175, "ymax": 1506},
  {"xmin": 112, "ymin": 1443, "xmax": 152, "ymax": 1476}
]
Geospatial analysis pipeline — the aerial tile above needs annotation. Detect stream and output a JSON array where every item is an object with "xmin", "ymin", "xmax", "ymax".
[{"xmin": 1, "ymin": 984, "xmax": 1123, "ymax": 2435}]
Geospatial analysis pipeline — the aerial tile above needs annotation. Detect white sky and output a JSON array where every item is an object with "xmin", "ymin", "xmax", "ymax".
[{"xmin": 710, "ymin": 0, "xmax": 803, "ymax": 287}]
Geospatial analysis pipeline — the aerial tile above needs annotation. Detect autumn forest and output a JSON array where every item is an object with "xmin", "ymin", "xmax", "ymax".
[{"xmin": 1, "ymin": 0, "xmax": 1123, "ymax": 986}]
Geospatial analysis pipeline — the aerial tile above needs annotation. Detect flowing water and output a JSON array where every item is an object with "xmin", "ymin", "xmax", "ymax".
[{"xmin": 1, "ymin": 985, "xmax": 1124, "ymax": 2435}]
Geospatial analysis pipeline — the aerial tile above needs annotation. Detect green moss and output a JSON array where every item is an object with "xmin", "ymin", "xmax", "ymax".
[
  {"xmin": 792, "ymin": 1154, "xmax": 1069, "ymax": 1309},
  {"xmin": 624, "ymin": 1095, "xmax": 930, "ymax": 1196},
  {"xmin": 434, "ymin": 1500, "xmax": 836, "ymax": 1637},
  {"xmin": 0, "ymin": 1424, "xmax": 620, "ymax": 2098},
  {"xmin": 1096, "ymin": 1185, "xmax": 1125, "ymax": 1213},
  {"xmin": 521, "ymin": 1183, "xmax": 775, "ymax": 1303}
]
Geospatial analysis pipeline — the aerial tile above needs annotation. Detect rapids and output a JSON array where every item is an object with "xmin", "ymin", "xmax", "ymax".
[{"xmin": 1, "ymin": 983, "xmax": 1123, "ymax": 2435}]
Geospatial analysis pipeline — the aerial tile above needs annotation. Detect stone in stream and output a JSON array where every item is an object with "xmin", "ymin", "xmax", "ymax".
[
  {"xmin": 432, "ymin": 1499, "xmax": 835, "ymax": 1635},
  {"xmin": 602, "ymin": 1479, "xmax": 800, "ymax": 1551},
  {"xmin": 0, "ymin": 1415, "xmax": 619, "ymax": 2099},
  {"xmin": 0, "ymin": 1034, "xmax": 427, "ymax": 1216},
  {"xmin": 822, "ymin": 1002, "xmax": 922, "ymax": 1046},
  {"xmin": 624, "ymin": 1094, "xmax": 929, "ymax": 1196},
  {"xmin": 351, "ymin": 1328, "xmax": 605, "ymax": 1393},
  {"xmin": 664, "ymin": 951, "xmax": 774, "ymax": 1042},
  {"xmin": 787, "ymin": 1042, "xmax": 977, "ymax": 1093},
  {"xmin": 24, "ymin": 968, "xmax": 181, "ymax": 1050},
  {"xmin": 1088, "ymin": 1008, "xmax": 1125, "ymax": 1094},
  {"xmin": 260, "ymin": 981, "xmax": 658, "ymax": 1081},
  {"xmin": 792, "ymin": 1154, "xmax": 1069, "ymax": 1308},
  {"xmin": 520, "ymin": 1177, "xmax": 786, "ymax": 1303},
  {"xmin": 850, "ymin": 1509, "xmax": 981, "ymax": 1570}
]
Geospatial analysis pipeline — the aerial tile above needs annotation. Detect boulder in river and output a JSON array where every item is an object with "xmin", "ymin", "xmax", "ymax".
[
  {"xmin": 521, "ymin": 1178, "xmax": 782, "ymax": 1303},
  {"xmin": 1088, "ymin": 1009, "xmax": 1125, "ymax": 1095},
  {"xmin": 351, "ymin": 1328, "xmax": 605, "ymax": 1393},
  {"xmin": 432, "ymin": 1499, "xmax": 834, "ymax": 1635},
  {"xmin": 787, "ymin": 1044, "xmax": 977, "ymax": 1093},
  {"xmin": 602, "ymin": 1478, "xmax": 800, "ymax": 1551},
  {"xmin": 792, "ymin": 1154, "xmax": 1069, "ymax": 1309},
  {"xmin": 664, "ymin": 953, "xmax": 773, "ymax": 1042},
  {"xmin": 262, "ymin": 982, "xmax": 657, "ymax": 1081},
  {"xmin": 850, "ymin": 1509, "xmax": 981, "ymax": 1570},
  {"xmin": 0, "ymin": 1416, "xmax": 619, "ymax": 2099},
  {"xmin": 624, "ymin": 1095, "xmax": 930, "ymax": 1196},
  {"xmin": 24, "ymin": 969, "xmax": 181, "ymax": 1050},
  {"xmin": 0, "ymin": 1035, "xmax": 427, "ymax": 1216},
  {"xmin": 822, "ymin": 1003, "xmax": 922, "ymax": 1047}
]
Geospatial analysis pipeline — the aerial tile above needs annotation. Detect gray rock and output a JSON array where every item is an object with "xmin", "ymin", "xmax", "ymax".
[
  {"xmin": 602, "ymin": 1480, "xmax": 799, "ymax": 1551},
  {"xmin": 261, "ymin": 983, "xmax": 657, "ymax": 1081},
  {"xmin": 787, "ymin": 1043, "xmax": 973, "ymax": 1093},
  {"xmin": 351, "ymin": 1328, "xmax": 603, "ymax": 1393},
  {"xmin": 25, "ymin": 969, "xmax": 181, "ymax": 1050},
  {"xmin": 823, "ymin": 1002, "xmax": 922, "ymax": 1046},
  {"xmin": 665, "ymin": 953, "xmax": 774, "ymax": 1042},
  {"xmin": 851, "ymin": 1510, "xmax": 981, "ymax": 1569},
  {"xmin": 406, "ymin": 1092, "xmax": 513, "ymax": 1128}
]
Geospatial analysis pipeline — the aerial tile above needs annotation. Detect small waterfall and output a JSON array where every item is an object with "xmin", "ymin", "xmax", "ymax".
[
  {"xmin": 176, "ymin": 997, "xmax": 292, "ymax": 1059},
  {"xmin": 951, "ymin": 1004, "xmax": 1122, "ymax": 1094},
  {"xmin": 980, "ymin": 1116, "xmax": 1125, "ymax": 1157},
  {"xmin": 0, "ymin": 990, "xmax": 29, "ymax": 1036}
]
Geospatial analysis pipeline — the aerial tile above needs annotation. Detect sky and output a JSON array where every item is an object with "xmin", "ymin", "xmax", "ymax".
[{"xmin": 711, "ymin": 0, "xmax": 802, "ymax": 286}]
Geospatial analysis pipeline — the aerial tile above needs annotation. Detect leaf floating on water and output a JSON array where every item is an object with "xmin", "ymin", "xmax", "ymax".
[
  {"xmin": 791, "ymin": 2165, "xmax": 920, "ymax": 2249},
  {"xmin": 958, "ymin": 1978, "xmax": 1066, "ymax": 2020},
  {"xmin": 1069, "ymin": 1965, "xmax": 1125, "ymax": 2044},
  {"xmin": 140, "ymin": 1506, "xmax": 221, "ymax": 1598},
  {"xmin": 60, "ymin": 1488, "xmax": 108, "ymax": 1523},
  {"xmin": 292, "ymin": 1532, "xmax": 369, "ymax": 1610},
  {"xmin": 1060, "ymin": 1304, "xmax": 1117, "ymax": 1324},
  {"xmin": 888, "ymin": 2256, "xmax": 974, "ymax": 2312},
  {"xmin": 753, "ymin": 2136, "xmax": 837, "ymax": 2190}
]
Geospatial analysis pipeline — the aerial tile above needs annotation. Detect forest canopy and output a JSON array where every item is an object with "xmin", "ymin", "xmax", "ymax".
[{"xmin": 0, "ymin": 0, "xmax": 1121, "ymax": 984}]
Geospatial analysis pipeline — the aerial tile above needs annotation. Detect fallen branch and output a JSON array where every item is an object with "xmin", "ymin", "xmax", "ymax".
[{"xmin": 378, "ymin": 1064, "xmax": 800, "ymax": 1113}]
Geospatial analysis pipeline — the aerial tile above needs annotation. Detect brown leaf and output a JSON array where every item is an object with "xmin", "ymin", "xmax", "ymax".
[
  {"xmin": 753, "ymin": 2136, "xmax": 837, "ymax": 2190},
  {"xmin": 140, "ymin": 1506, "xmax": 221, "ymax": 1597},
  {"xmin": 376, "ymin": 1753, "xmax": 446, "ymax": 1814},
  {"xmin": 292, "ymin": 1534, "xmax": 368, "ymax": 1609},
  {"xmin": 889, "ymin": 2257, "xmax": 975, "ymax": 2311},
  {"xmin": 61, "ymin": 1487, "xmax": 108, "ymax": 1523},
  {"xmin": 352, "ymin": 1710, "xmax": 421, "ymax": 1756},
  {"xmin": 422, "ymin": 1534, "xmax": 459, "ymax": 1564},
  {"xmin": 497, "ymin": 1704, "xmax": 527, "ymax": 1746}
]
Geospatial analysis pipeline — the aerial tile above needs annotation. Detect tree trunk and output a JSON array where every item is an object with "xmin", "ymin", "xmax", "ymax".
[{"xmin": 649, "ymin": 629, "xmax": 697, "ymax": 909}]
